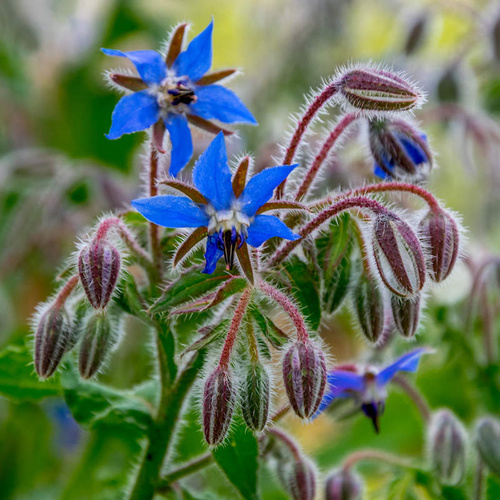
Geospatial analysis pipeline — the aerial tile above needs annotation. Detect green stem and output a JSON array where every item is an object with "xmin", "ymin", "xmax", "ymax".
[
  {"xmin": 157, "ymin": 454, "xmax": 214, "ymax": 492},
  {"xmin": 474, "ymin": 457, "xmax": 484, "ymax": 500},
  {"xmin": 392, "ymin": 374, "xmax": 431, "ymax": 422},
  {"xmin": 342, "ymin": 449, "xmax": 416, "ymax": 472}
]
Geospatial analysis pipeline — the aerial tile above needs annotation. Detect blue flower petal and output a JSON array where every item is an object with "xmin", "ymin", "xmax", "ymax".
[
  {"xmin": 399, "ymin": 132, "xmax": 428, "ymax": 166},
  {"xmin": 191, "ymin": 85, "xmax": 257, "ymax": 124},
  {"xmin": 374, "ymin": 163, "xmax": 391, "ymax": 179},
  {"xmin": 314, "ymin": 371, "xmax": 364, "ymax": 417},
  {"xmin": 203, "ymin": 232, "xmax": 224, "ymax": 274},
  {"xmin": 376, "ymin": 348, "xmax": 431, "ymax": 387},
  {"xmin": 239, "ymin": 164, "xmax": 299, "ymax": 217},
  {"xmin": 246, "ymin": 215, "xmax": 300, "ymax": 247},
  {"xmin": 106, "ymin": 90, "xmax": 160, "ymax": 140},
  {"xmin": 172, "ymin": 20, "xmax": 213, "ymax": 82},
  {"xmin": 101, "ymin": 49, "xmax": 167, "ymax": 85},
  {"xmin": 164, "ymin": 114, "xmax": 193, "ymax": 177},
  {"xmin": 131, "ymin": 196, "xmax": 209, "ymax": 228},
  {"xmin": 192, "ymin": 132, "xmax": 233, "ymax": 211}
]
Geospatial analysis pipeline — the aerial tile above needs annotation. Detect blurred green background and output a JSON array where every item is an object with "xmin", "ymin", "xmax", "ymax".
[{"xmin": 1, "ymin": 0, "xmax": 500, "ymax": 498}]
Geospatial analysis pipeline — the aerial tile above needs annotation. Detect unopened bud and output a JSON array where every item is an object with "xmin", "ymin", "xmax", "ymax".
[
  {"xmin": 403, "ymin": 12, "xmax": 429, "ymax": 56},
  {"xmin": 78, "ymin": 238, "xmax": 121, "ymax": 309},
  {"xmin": 475, "ymin": 417, "xmax": 500, "ymax": 477},
  {"xmin": 354, "ymin": 273, "xmax": 385, "ymax": 343},
  {"xmin": 337, "ymin": 67, "xmax": 424, "ymax": 113},
  {"xmin": 369, "ymin": 119, "xmax": 432, "ymax": 181},
  {"xmin": 34, "ymin": 304, "xmax": 73, "ymax": 378},
  {"xmin": 202, "ymin": 366, "xmax": 235, "ymax": 446},
  {"xmin": 391, "ymin": 294, "xmax": 421, "ymax": 338},
  {"xmin": 372, "ymin": 213, "xmax": 426, "ymax": 297},
  {"xmin": 277, "ymin": 455, "xmax": 316, "ymax": 500},
  {"xmin": 419, "ymin": 209, "xmax": 460, "ymax": 282},
  {"xmin": 428, "ymin": 410, "xmax": 467, "ymax": 485},
  {"xmin": 282, "ymin": 340, "xmax": 327, "ymax": 419},
  {"xmin": 325, "ymin": 468, "xmax": 363, "ymax": 500},
  {"xmin": 241, "ymin": 363, "xmax": 270, "ymax": 432},
  {"xmin": 79, "ymin": 312, "xmax": 117, "ymax": 379}
]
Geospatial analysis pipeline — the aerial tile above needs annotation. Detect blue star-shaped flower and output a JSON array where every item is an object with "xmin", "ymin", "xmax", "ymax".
[
  {"xmin": 102, "ymin": 20, "xmax": 257, "ymax": 177},
  {"xmin": 316, "ymin": 348, "xmax": 432, "ymax": 432},
  {"xmin": 132, "ymin": 133, "xmax": 301, "ymax": 274}
]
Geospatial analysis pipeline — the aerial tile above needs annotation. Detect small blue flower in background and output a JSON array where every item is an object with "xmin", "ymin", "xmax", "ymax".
[
  {"xmin": 316, "ymin": 348, "xmax": 432, "ymax": 433},
  {"xmin": 102, "ymin": 20, "xmax": 257, "ymax": 177},
  {"xmin": 45, "ymin": 400, "xmax": 82, "ymax": 452},
  {"xmin": 132, "ymin": 133, "xmax": 300, "ymax": 274}
]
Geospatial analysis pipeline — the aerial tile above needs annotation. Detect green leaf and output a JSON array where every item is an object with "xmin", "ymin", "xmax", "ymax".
[
  {"xmin": 0, "ymin": 342, "xmax": 62, "ymax": 401},
  {"xmin": 179, "ymin": 320, "xmax": 230, "ymax": 359},
  {"xmin": 249, "ymin": 305, "xmax": 289, "ymax": 349},
  {"xmin": 441, "ymin": 485, "xmax": 469, "ymax": 500},
  {"xmin": 205, "ymin": 277, "xmax": 248, "ymax": 309},
  {"xmin": 487, "ymin": 475, "xmax": 500, "ymax": 500},
  {"xmin": 212, "ymin": 419, "xmax": 259, "ymax": 500}
]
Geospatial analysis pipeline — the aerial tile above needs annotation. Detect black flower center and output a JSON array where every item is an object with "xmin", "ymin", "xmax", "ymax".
[
  {"xmin": 167, "ymin": 83, "xmax": 197, "ymax": 105},
  {"xmin": 216, "ymin": 228, "xmax": 246, "ymax": 270}
]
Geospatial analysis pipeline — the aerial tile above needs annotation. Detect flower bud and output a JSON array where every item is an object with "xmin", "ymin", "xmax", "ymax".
[
  {"xmin": 34, "ymin": 304, "xmax": 73, "ymax": 378},
  {"xmin": 277, "ymin": 455, "xmax": 316, "ymax": 500},
  {"xmin": 419, "ymin": 209, "xmax": 460, "ymax": 282},
  {"xmin": 282, "ymin": 340, "xmax": 327, "ymax": 419},
  {"xmin": 475, "ymin": 417, "xmax": 500, "ymax": 477},
  {"xmin": 369, "ymin": 119, "xmax": 432, "ymax": 181},
  {"xmin": 354, "ymin": 273, "xmax": 385, "ymax": 343},
  {"xmin": 428, "ymin": 410, "xmax": 467, "ymax": 485},
  {"xmin": 241, "ymin": 363, "xmax": 271, "ymax": 432},
  {"xmin": 391, "ymin": 294, "xmax": 420, "ymax": 338},
  {"xmin": 325, "ymin": 468, "xmax": 363, "ymax": 500},
  {"xmin": 78, "ymin": 312, "xmax": 117, "ymax": 379},
  {"xmin": 372, "ymin": 213, "xmax": 426, "ymax": 297},
  {"xmin": 337, "ymin": 67, "xmax": 423, "ymax": 113},
  {"xmin": 78, "ymin": 238, "xmax": 121, "ymax": 309},
  {"xmin": 202, "ymin": 366, "xmax": 235, "ymax": 446},
  {"xmin": 403, "ymin": 12, "xmax": 429, "ymax": 56}
]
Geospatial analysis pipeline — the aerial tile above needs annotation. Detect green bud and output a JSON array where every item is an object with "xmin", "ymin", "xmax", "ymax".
[
  {"xmin": 476, "ymin": 417, "xmax": 500, "ymax": 476},
  {"xmin": 241, "ymin": 363, "xmax": 271, "ymax": 432}
]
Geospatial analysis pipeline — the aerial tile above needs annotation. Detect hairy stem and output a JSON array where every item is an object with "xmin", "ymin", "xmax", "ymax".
[
  {"xmin": 54, "ymin": 275, "xmax": 79, "ymax": 308},
  {"xmin": 342, "ymin": 449, "xmax": 415, "ymax": 472},
  {"xmin": 148, "ymin": 148, "xmax": 162, "ymax": 281},
  {"xmin": 474, "ymin": 457, "xmax": 484, "ymax": 500},
  {"xmin": 392, "ymin": 374, "xmax": 431, "ymax": 422}
]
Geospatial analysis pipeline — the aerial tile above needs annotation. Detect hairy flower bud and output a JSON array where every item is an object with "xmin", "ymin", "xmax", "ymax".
[
  {"xmin": 78, "ymin": 238, "xmax": 121, "ymax": 309},
  {"xmin": 277, "ymin": 454, "xmax": 316, "ymax": 500},
  {"xmin": 391, "ymin": 294, "xmax": 421, "ymax": 338},
  {"xmin": 202, "ymin": 366, "xmax": 235, "ymax": 446},
  {"xmin": 372, "ymin": 213, "xmax": 426, "ymax": 297},
  {"xmin": 419, "ymin": 209, "xmax": 460, "ymax": 282},
  {"xmin": 354, "ymin": 273, "xmax": 385, "ymax": 343},
  {"xmin": 241, "ymin": 363, "xmax": 270, "ymax": 432},
  {"xmin": 282, "ymin": 340, "xmax": 327, "ymax": 419},
  {"xmin": 78, "ymin": 312, "xmax": 117, "ymax": 379},
  {"xmin": 475, "ymin": 417, "xmax": 500, "ymax": 476},
  {"xmin": 337, "ymin": 67, "xmax": 423, "ymax": 113},
  {"xmin": 34, "ymin": 305, "xmax": 73, "ymax": 378},
  {"xmin": 428, "ymin": 410, "xmax": 467, "ymax": 485},
  {"xmin": 369, "ymin": 119, "xmax": 432, "ymax": 181},
  {"xmin": 325, "ymin": 468, "xmax": 363, "ymax": 500}
]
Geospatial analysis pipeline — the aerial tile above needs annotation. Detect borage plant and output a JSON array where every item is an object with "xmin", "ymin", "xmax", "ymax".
[{"xmin": 30, "ymin": 19, "xmax": 471, "ymax": 500}]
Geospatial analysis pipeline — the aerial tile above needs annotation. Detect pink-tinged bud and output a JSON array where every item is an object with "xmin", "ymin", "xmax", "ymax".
[
  {"xmin": 78, "ymin": 312, "xmax": 116, "ymax": 379},
  {"xmin": 372, "ymin": 214, "xmax": 426, "ymax": 297},
  {"xmin": 202, "ymin": 366, "xmax": 235, "ymax": 446},
  {"xmin": 277, "ymin": 455, "xmax": 316, "ymax": 500},
  {"xmin": 282, "ymin": 340, "xmax": 327, "ymax": 419},
  {"xmin": 34, "ymin": 305, "xmax": 73, "ymax": 378},
  {"xmin": 337, "ymin": 67, "xmax": 423, "ymax": 113},
  {"xmin": 475, "ymin": 417, "xmax": 500, "ymax": 477},
  {"xmin": 325, "ymin": 468, "xmax": 363, "ymax": 500},
  {"xmin": 419, "ymin": 209, "xmax": 460, "ymax": 282},
  {"xmin": 391, "ymin": 294, "xmax": 421, "ymax": 338},
  {"xmin": 354, "ymin": 273, "xmax": 385, "ymax": 343},
  {"xmin": 241, "ymin": 363, "xmax": 270, "ymax": 432},
  {"xmin": 78, "ymin": 239, "xmax": 121, "ymax": 309},
  {"xmin": 428, "ymin": 410, "xmax": 467, "ymax": 485}
]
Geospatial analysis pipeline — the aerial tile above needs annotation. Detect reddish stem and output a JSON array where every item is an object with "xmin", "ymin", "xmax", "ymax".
[
  {"xmin": 276, "ymin": 82, "xmax": 339, "ymax": 198},
  {"xmin": 295, "ymin": 113, "xmax": 358, "ymax": 201},
  {"xmin": 218, "ymin": 288, "xmax": 252, "ymax": 370},
  {"xmin": 54, "ymin": 275, "xmax": 79, "ymax": 308},
  {"xmin": 342, "ymin": 449, "xmax": 413, "ymax": 472},
  {"xmin": 258, "ymin": 281, "xmax": 309, "ymax": 341},
  {"xmin": 149, "ymin": 148, "xmax": 162, "ymax": 279},
  {"xmin": 268, "ymin": 428, "xmax": 302, "ymax": 460}
]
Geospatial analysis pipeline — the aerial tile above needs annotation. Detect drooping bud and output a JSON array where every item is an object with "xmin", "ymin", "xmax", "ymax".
[
  {"xmin": 325, "ymin": 468, "xmax": 363, "ymax": 500},
  {"xmin": 419, "ymin": 209, "xmax": 460, "ymax": 282},
  {"xmin": 277, "ymin": 454, "xmax": 316, "ymax": 500},
  {"xmin": 78, "ymin": 238, "xmax": 121, "ymax": 309},
  {"xmin": 368, "ymin": 118, "xmax": 432, "ymax": 181},
  {"xmin": 475, "ymin": 417, "xmax": 500, "ymax": 477},
  {"xmin": 34, "ymin": 304, "xmax": 73, "ymax": 378},
  {"xmin": 78, "ymin": 311, "xmax": 118, "ymax": 379},
  {"xmin": 336, "ymin": 67, "xmax": 424, "ymax": 113},
  {"xmin": 428, "ymin": 410, "xmax": 467, "ymax": 485},
  {"xmin": 354, "ymin": 273, "xmax": 386, "ymax": 343},
  {"xmin": 202, "ymin": 366, "xmax": 235, "ymax": 446},
  {"xmin": 282, "ymin": 340, "xmax": 327, "ymax": 419},
  {"xmin": 241, "ymin": 363, "xmax": 271, "ymax": 432},
  {"xmin": 372, "ymin": 213, "xmax": 426, "ymax": 297},
  {"xmin": 403, "ymin": 12, "xmax": 429, "ymax": 56},
  {"xmin": 391, "ymin": 294, "xmax": 421, "ymax": 338}
]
